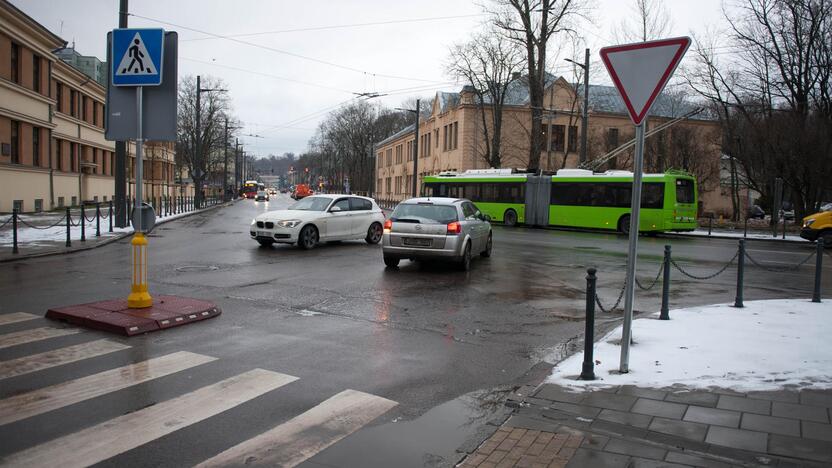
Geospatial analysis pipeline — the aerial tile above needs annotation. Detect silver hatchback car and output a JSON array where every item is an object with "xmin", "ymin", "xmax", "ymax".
[{"xmin": 382, "ymin": 197, "xmax": 492, "ymax": 271}]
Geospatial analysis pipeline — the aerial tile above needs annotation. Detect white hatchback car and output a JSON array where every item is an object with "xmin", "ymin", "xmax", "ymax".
[{"xmin": 250, "ymin": 194, "xmax": 386, "ymax": 249}]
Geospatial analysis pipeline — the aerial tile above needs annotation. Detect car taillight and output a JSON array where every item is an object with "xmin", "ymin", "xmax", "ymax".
[
  {"xmin": 383, "ymin": 219, "xmax": 393, "ymax": 233},
  {"xmin": 447, "ymin": 221, "xmax": 461, "ymax": 235}
]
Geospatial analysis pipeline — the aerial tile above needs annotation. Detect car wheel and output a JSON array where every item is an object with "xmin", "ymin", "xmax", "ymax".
[
  {"xmin": 481, "ymin": 232, "xmax": 492, "ymax": 257},
  {"xmin": 257, "ymin": 239, "xmax": 274, "ymax": 247},
  {"xmin": 459, "ymin": 242, "xmax": 472, "ymax": 271},
  {"xmin": 504, "ymin": 209, "xmax": 518, "ymax": 227},
  {"xmin": 383, "ymin": 255, "xmax": 400, "ymax": 268},
  {"xmin": 366, "ymin": 222, "xmax": 383, "ymax": 244},
  {"xmin": 618, "ymin": 215, "xmax": 631, "ymax": 235},
  {"xmin": 298, "ymin": 225, "xmax": 319, "ymax": 250}
]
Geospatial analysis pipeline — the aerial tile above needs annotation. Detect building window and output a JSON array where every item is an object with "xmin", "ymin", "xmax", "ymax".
[
  {"xmin": 33, "ymin": 55, "xmax": 41, "ymax": 93},
  {"xmin": 71, "ymin": 196, "xmax": 77, "ymax": 206},
  {"xmin": 70, "ymin": 90, "xmax": 78, "ymax": 118},
  {"xmin": 551, "ymin": 125, "xmax": 565, "ymax": 151},
  {"xmin": 377, "ymin": 178, "xmax": 382, "ymax": 192},
  {"xmin": 406, "ymin": 140, "xmax": 413, "ymax": 161},
  {"xmin": 58, "ymin": 196, "xmax": 65, "ymax": 207},
  {"xmin": 607, "ymin": 128, "xmax": 619, "ymax": 150},
  {"xmin": 11, "ymin": 43, "xmax": 20, "ymax": 83},
  {"xmin": 443, "ymin": 125, "xmax": 448, "ymax": 151},
  {"xmin": 395, "ymin": 144, "xmax": 402, "ymax": 164},
  {"xmin": 70, "ymin": 143, "xmax": 77, "ymax": 172},
  {"xmin": 56, "ymin": 82, "xmax": 63, "ymax": 112},
  {"xmin": 93, "ymin": 101, "xmax": 98, "ymax": 126},
  {"xmin": 13, "ymin": 200, "xmax": 23, "ymax": 212},
  {"xmin": 453, "ymin": 122, "xmax": 459, "ymax": 150},
  {"xmin": 82, "ymin": 96, "xmax": 88, "ymax": 122},
  {"xmin": 386, "ymin": 149, "xmax": 392, "ymax": 167},
  {"xmin": 434, "ymin": 129, "xmax": 439, "ymax": 148},
  {"xmin": 92, "ymin": 148, "xmax": 97, "ymax": 174},
  {"xmin": 568, "ymin": 126, "xmax": 578, "ymax": 152},
  {"xmin": 385, "ymin": 177, "xmax": 391, "ymax": 194},
  {"xmin": 34, "ymin": 199, "xmax": 43, "ymax": 212},
  {"xmin": 377, "ymin": 152, "xmax": 383, "ymax": 168},
  {"xmin": 10, "ymin": 121, "xmax": 20, "ymax": 164},
  {"xmin": 56, "ymin": 140, "xmax": 63, "ymax": 171},
  {"xmin": 32, "ymin": 127, "xmax": 40, "ymax": 167}
]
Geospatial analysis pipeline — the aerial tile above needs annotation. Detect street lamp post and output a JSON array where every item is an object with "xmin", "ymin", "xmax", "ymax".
[
  {"xmin": 195, "ymin": 75, "xmax": 227, "ymax": 209},
  {"xmin": 396, "ymin": 99, "xmax": 420, "ymax": 197},
  {"xmin": 565, "ymin": 48, "xmax": 590, "ymax": 165}
]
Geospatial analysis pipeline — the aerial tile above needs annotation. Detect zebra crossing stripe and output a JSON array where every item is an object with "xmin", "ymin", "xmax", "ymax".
[
  {"xmin": 0, "ymin": 351, "xmax": 217, "ymax": 426},
  {"xmin": 0, "ymin": 368, "xmax": 297, "ymax": 468},
  {"xmin": 0, "ymin": 339, "xmax": 129, "ymax": 380},
  {"xmin": 0, "ymin": 327, "xmax": 80, "ymax": 350},
  {"xmin": 0, "ymin": 313, "xmax": 39, "ymax": 326},
  {"xmin": 196, "ymin": 389, "xmax": 397, "ymax": 467}
]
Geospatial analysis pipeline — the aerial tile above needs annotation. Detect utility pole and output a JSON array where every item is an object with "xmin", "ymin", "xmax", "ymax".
[
  {"xmin": 234, "ymin": 138, "xmax": 240, "ymax": 196},
  {"xmin": 566, "ymin": 48, "xmax": 590, "ymax": 165},
  {"xmin": 114, "ymin": 0, "xmax": 128, "ymax": 227},
  {"xmin": 195, "ymin": 75, "xmax": 202, "ymax": 209},
  {"xmin": 396, "ymin": 99, "xmax": 420, "ymax": 197},
  {"xmin": 223, "ymin": 117, "xmax": 229, "ymax": 201}
]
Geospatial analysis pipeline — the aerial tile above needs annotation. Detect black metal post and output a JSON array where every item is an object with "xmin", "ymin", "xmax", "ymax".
[
  {"xmin": 12, "ymin": 209, "xmax": 18, "ymax": 254},
  {"xmin": 95, "ymin": 204, "xmax": 101, "ymax": 237},
  {"xmin": 80, "ymin": 204, "xmax": 86, "ymax": 242},
  {"xmin": 65, "ymin": 207, "xmax": 71, "ymax": 247},
  {"xmin": 813, "ymin": 238, "xmax": 824, "ymax": 303},
  {"xmin": 708, "ymin": 215, "xmax": 713, "ymax": 236},
  {"xmin": 782, "ymin": 217, "xmax": 786, "ymax": 240},
  {"xmin": 158, "ymin": 196, "xmax": 163, "ymax": 218},
  {"xmin": 734, "ymin": 239, "xmax": 745, "ymax": 308},
  {"xmin": 743, "ymin": 217, "xmax": 748, "ymax": 238},
  {"xmin": 108, "ymin": 200, "xmax": 113, "ymax": 233},
  {"xmin": 580, "ymin": 268, "xmax": 597, "ymax": 380},
  {"xmin": 660, "ymin": 245, "xmax": 671, "ymax": 320}
]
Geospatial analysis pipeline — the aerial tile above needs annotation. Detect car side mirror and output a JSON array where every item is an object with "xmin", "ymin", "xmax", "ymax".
[
  {"xmin": 330, "ymin": 206, "xmax": 342, "ymax": 212},
  {"xmin": 484, "ymin": 214, "xmax": 492, "ymax": 222}
]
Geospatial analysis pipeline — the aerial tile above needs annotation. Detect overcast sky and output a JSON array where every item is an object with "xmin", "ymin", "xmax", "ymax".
[{"xmin": 13, "ymin": 0, "xmax": 726, "ymax": 158}]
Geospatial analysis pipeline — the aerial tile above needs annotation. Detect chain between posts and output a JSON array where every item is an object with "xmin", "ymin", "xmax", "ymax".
[
  {"xmin": 670, "ymin": 250, "xmax": 739, "ymax": 280},
  {"xmin": 635, "ymin": 264, "xmax": 664, "ymax": 291},
  {"xmin": 595, "ymin": 280, "xmax": 627, "ymax": 313},
  {"xmin": 744, "ymin": 249, "xmax": 817, "ymax": 272},
  {"xmin": 0, "ymin": 215, "xmax": 13, "ymax": 229},
  {"xmin": 17, "ymin": 215, "xmax": 69, "ymax": 230}
]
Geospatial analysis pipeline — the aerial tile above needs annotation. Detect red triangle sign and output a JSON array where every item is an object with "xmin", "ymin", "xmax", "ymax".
[{"xmin": 599, "ymin": 37, "xmax": 691, "ymax": 125}]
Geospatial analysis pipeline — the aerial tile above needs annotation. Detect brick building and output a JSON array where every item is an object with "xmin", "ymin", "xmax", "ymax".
[
  {"xmin": 0, "ymin": 0, "xmax": 177, "ymax": 213},
  {"xmin": 374, "ymin": 75, "xmax": 734, "ymax": 214}
]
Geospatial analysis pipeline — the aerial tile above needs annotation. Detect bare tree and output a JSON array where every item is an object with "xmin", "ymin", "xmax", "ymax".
[
  {"xmin": 614, "ymin": 0, "xmax": 673, "ymax": 43},
  {"xmin": 447, "ymin": 30, "xmax": 525, "ymax": 168},
  {"xmin": 686, "ymin": 0, "xmax": 832, "ymax": 220},
  {"xmin": 490, "ymin": 0, "xmax": 590, "ymax": 171}
]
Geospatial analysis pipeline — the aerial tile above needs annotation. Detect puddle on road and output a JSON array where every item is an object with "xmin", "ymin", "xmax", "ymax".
[
  {"xmin": 308, "ymin": 387, "xmax": 511, "ymax": 468},
  {"xmin": 294, "ymin": 309, "xmax": 324, "ymax": 317},
  {"xmin": 174, "ymin": 265, "xmax": 220, "ymax": 272}
]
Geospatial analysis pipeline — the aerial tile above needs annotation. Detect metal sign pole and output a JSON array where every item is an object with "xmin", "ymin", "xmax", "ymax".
[
  {"xmin": 620, "ymin": 120, "xmax": 646, "ymax": 373},
  {"xmin": 135, "ymin": 86, "xmax": 143, "ymax": 231},
  {"xmin": 128, "ymin": 86, "xmax": 151, "ymax": 309}
]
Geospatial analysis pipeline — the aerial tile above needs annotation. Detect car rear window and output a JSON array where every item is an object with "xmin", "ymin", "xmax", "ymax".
[
  {"xmin": 391, "ymin": 204, "xmax": 458, "ymax": 224},
  {"xmin": 675, "ymin": 179, "xmax": 695, "ymax": 204}
]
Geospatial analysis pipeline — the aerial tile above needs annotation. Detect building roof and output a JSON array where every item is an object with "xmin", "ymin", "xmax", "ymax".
[{"xmin": 375, "ymin": 123, "xmax": 416, "ymax": 148}]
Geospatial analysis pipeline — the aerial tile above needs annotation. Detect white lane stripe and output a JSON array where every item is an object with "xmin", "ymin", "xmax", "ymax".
[
  {"xmin": 0, "ymin": 339, "xmax": 130, "ymax": 380},
  {"xmin": 0, "ymin": 313, "xmax": 39, "ymax": 326},
  {"xmin": 0, "ymin": 351, "xmax": 217, "ymax": 426},
  {"xmin": 0, "ymin": 327, "xmax": 80, "ymax": 350},
  {"xmin": 196, "ymin": 389, "xmax": 397, "ymax": 468},
  {"xmin": 0, "ymin": 368, "xmax": 297, "ymax": 468}
]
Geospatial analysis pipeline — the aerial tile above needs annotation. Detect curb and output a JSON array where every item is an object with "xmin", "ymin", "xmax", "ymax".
[{"xmin": 0, "ymin": 200, "xmax": 236, "ymax": 263}]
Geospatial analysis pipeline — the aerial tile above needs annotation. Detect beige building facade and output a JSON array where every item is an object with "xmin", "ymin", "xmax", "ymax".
[
  {"xmin": 0, "ymin": 1, "xmax": 177, "ymax": 213},
  {"xmin": 375, "ymin": 76, "xmax": 731, "ymax": 215}
]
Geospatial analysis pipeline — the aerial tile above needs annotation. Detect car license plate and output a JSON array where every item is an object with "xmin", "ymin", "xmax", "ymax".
[
  {"xmin": 257, "ymin": 231, "xmax": 270, "ymax": 237},
  {"xmin": 403, "ymin": 237, "xmax": 431, "ymax": 247}
]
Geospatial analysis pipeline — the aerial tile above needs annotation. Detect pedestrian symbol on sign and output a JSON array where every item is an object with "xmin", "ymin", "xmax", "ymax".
[{"xmin": 116, "ymin": 33, "xmax": 157, "ymax": 76}]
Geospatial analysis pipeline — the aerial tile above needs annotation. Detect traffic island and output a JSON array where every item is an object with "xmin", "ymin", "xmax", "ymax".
[{"xmin": 45, "ymin": 295, "xmax": 221, "ymax": 336}]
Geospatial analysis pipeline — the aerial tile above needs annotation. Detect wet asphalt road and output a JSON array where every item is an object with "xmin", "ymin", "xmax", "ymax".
[{"xmin": 0, "ymin": 195, "xmax": 828, "ymax": 467}]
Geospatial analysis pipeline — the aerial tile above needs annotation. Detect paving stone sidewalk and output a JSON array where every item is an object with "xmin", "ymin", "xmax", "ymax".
[{"xmin": 458, "ymin": 384, "xmax": 832, "ymax": 467}]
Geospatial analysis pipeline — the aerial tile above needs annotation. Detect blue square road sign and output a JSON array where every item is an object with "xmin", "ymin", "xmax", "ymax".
[{"xmin": 111, "ymin": 28, "xmax": 164, "ymax": 86}]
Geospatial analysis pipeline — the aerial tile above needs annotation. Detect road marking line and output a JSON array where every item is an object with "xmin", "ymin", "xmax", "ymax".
[
  {"xmin": 0, "ymin": 368, "xmax": 297, "ymax": 468},
  {"xmin": 196, "ymin": 389, "xmax": 397, "ymax": 468},
  {"xmin": 0, "ymin": 351, "xmax": 216, "ymax": 426},
  {"xmin": 0, "ymin": 327, "xmax": 80, "ymax": 350},
  {"xmin": 0, "ymin": 313, "xmax": 39, "ymax": 326},
  {"xmin": 0, "ymin": 339, "xmax": 130, "ymax": 380}
]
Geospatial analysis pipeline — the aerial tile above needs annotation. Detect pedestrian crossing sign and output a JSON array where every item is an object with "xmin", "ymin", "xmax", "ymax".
[{"xmin": 111, "ymin": 28, "xmax": 164, "ymax": 86}]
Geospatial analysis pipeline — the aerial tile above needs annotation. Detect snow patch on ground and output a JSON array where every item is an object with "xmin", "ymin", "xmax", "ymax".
[
  {"xmin": 548, "ymin": 299, "xmax": 832, "ymax": 391},
  {"xmin": 674, "ymin": 229, "xmax": 804, "ymax": 243}
]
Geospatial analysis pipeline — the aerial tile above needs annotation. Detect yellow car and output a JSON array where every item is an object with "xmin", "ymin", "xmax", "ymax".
[{"xmin": 801, "ymin": 207, "xmax": 832, "ymax": 247}]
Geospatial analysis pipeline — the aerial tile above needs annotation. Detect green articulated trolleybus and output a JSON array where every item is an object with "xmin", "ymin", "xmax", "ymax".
[{"xmin": 422, "ymin": 168, "xmax": 698, "ymax": 234}]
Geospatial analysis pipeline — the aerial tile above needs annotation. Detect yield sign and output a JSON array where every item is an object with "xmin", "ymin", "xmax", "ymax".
[{"xmin": 599, "ymin": 37, "xmax": 691, "ymax": 125}]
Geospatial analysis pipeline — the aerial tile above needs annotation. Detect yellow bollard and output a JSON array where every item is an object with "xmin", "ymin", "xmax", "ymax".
[{"xmin": 127, "ymin": 232, "xmax": 152, "ymax": 308}]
